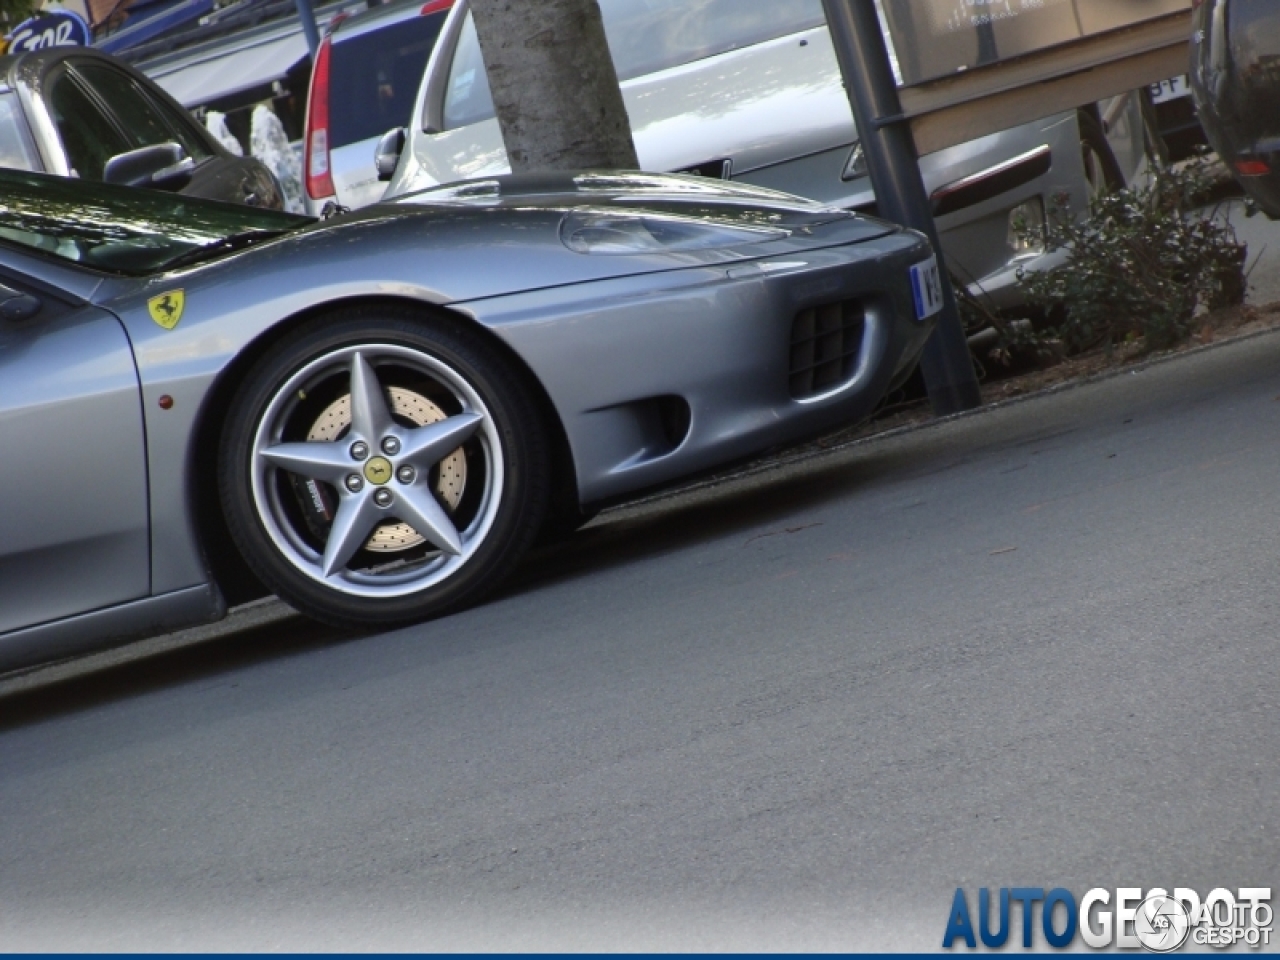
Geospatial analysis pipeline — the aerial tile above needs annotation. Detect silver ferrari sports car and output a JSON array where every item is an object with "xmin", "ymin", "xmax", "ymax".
[{"xmin": 0, "ymin": 167, "xmax": 939, "ymax": 671}]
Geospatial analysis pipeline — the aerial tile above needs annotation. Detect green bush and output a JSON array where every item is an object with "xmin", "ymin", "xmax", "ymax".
[{"xmin": 1011, "ymin": 159, "xmax": 1246, "ymax": 355}]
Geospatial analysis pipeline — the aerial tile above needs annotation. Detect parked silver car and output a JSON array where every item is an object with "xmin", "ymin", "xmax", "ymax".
[
  {"xmin": 0, "ymin": 45, "xmax": 282, "ymax": 207},
  {"xmin": 302, "ymin": 0, "xmax": 453, "ymax": 214},
  {"xmin": 382, "ymin": 0, "xmax": 1146, "ymax": 310},
  {"xmin": 0, "ymin": 167, "xmax": 939, "ymax": 670}
]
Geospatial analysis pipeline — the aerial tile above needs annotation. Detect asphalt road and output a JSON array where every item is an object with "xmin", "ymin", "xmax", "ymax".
[{"xmin": 3, "ymin": 330, "xmax": 1279, "ymax": 951}]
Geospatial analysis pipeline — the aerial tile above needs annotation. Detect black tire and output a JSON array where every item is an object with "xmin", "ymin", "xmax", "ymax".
[
  {"xmin": 1078, "ymin": 109, "xmax": 1125, "ymax": 201},
  {"xmin": 218, "ymin": 305, "xmax": 551, "ymax": 631}
]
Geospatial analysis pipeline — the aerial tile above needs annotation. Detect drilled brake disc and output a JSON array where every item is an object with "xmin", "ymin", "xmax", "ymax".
[{"xmin": 307, "ymin": 386, "xmax": 467, "ymax": 552}]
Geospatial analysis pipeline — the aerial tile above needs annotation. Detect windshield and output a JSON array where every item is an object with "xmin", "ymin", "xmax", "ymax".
[
  {"xmin": 442, "ymin": 0, "xmax": 826, "ymax": 129},
  {"xmin": 0, "ymin": 168, "xmax": 312, "ymax": 275}
]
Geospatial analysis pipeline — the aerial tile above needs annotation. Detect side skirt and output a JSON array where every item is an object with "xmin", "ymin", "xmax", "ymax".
[{"xmin": 0, "ymin": 583, "xmax": 225, "ymax": 676}]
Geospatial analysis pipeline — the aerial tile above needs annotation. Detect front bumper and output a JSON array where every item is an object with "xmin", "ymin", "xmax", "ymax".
[{"xmin": 470, "ymin": 229, "xmax": 936, "ymax": 506}]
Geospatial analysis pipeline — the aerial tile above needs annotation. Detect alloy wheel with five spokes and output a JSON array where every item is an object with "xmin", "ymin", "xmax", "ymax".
[{"xmin": 220, "ymin": 310, "xmax": 549, "ymax": 629}]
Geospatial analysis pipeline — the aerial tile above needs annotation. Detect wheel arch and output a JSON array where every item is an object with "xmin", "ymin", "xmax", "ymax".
[{"xmin": 189, "ymin": 294, "xmax": 582, "ymax": 606}]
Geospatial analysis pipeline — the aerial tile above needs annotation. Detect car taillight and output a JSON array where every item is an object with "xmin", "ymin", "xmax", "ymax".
[
  {"xmin": 420, "ymin": 0, "xmax": 452, "ymax": 14},
  {"xmin": 1235, "ymin": 159, "xmax": 1272, "ymax": 177},
  {"xmin": 305, "ymin": 35, "xmax": 334, "ymax": 199}
]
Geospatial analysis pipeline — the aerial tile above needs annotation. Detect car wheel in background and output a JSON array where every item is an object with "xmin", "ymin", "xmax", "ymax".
[{"xmin": 219, "ymin": 307, "xmax": 550, "ymax": 630}]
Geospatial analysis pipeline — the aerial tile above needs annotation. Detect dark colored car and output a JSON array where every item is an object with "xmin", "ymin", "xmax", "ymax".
[
  {"xmin": 1191, "ymin": 0, "xmax": 1280, "ymax": 215},
  {"xmin": 0, "ymin": 45, "xmax": 283, "ymax": 208}
]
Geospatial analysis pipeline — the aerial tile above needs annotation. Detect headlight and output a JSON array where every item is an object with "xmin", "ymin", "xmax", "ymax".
[
  {"xmin": 561, "ymin": 210, "xmax": 788, "ymax": 255},
  {"xmin": 842, "ymin": 142, "xmax": 868, "ymax": 181}
]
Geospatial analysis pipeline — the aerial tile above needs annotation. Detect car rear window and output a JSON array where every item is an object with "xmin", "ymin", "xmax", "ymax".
[
  {"xmin": 443, "ymin": 0, "xmax": 826, "ymax": 130},
  {"xmin": 0, "ymin": 91, "xmax": 39, "ymax": 171},
  {"xmin": 330, "ymin": 12, "xmax": 447, "ymax": 149}
]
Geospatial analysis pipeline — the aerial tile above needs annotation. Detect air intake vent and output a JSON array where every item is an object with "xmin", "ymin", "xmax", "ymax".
[{"xmin": 789, "ymin": 300, "xmax": 866, "ymax": 399}]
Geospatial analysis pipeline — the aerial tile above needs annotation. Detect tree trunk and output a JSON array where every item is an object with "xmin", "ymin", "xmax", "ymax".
[{"xmin": 469, "ymin": 0, "xmax": 639, "ymax": 173}]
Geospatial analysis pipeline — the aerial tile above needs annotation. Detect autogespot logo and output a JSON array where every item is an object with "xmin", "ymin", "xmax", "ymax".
[
  {"xmin": 1134, "ymin": 894, "xmax": 1191, "ymax": 953},
  {"xmin": 942, "ymin": 886, "xmax": 1273, "ymax": 951}
]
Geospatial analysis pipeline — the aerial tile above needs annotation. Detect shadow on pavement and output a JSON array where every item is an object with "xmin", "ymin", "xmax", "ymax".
[
  {"xmin": 0, "ymin": 615, "xmax": 355, "ymax": 732},
  {"xmin": 505, "ymin": 449, "xmax": 890, "ymax": 599}
]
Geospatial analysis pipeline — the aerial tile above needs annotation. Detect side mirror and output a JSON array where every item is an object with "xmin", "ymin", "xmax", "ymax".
[
  {"xmin": 0, "ymin": 282, "xmax": 42, "ymax": 323},
  {"xmin": 374, "ymin": 127, "xmax": 406, "ymax": 182},
  {"xmin": 104, "ymin": 142, "xmax": 195, "ymax": 191}
]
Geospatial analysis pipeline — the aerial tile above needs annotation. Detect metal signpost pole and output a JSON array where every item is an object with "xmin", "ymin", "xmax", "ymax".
[
  {"xmin": 822, "ymin": 0, "xmax": 981, "ymax": 415},
  {"xmin": 294, "ymin": 0, "xmax": 322, "ymax": 60}
]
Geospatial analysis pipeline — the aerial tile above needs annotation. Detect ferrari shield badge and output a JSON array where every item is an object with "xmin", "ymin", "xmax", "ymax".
[{"xmin": 148, "ymin": 290, "xmax": 185, "ymax": 330}]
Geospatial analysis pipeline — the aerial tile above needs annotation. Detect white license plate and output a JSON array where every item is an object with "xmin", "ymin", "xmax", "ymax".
[
  {"xmin": 1150, "ymin": 75, "xmax": 1190, "ymax": 104},
  {"xmin": 910, "ymin": 255, "xmax": 944, "ymax": 321}
]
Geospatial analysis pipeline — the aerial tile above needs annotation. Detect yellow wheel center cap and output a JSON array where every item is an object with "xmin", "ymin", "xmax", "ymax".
[{"xmin": 364, "ymin": 456, "xmax": 393, "ymax": 486}]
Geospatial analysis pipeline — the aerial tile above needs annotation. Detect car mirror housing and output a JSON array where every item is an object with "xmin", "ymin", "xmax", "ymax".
[
  {"xmin": 374, "ymin": 127, "xmax": 406, "ymax": 182},
  {"xmin": 103, "ymin": 142, "xmax": 195, "ymax": 192}
]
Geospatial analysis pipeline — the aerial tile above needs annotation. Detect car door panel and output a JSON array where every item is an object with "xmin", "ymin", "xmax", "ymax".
[{"xmin": 0, "ymin": 290, "xmax": 149, "ymax": 635}]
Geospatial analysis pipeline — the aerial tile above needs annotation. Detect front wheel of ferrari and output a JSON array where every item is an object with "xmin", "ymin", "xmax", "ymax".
[{"xmin": 219, "ymin": 308, "xmax": 550, "ymax": 630}]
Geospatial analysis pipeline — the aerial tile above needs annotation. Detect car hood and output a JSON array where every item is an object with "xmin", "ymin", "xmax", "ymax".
[{"xmin": 160, "ymin": 171, "xmax": 901, "ymax": 305}]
